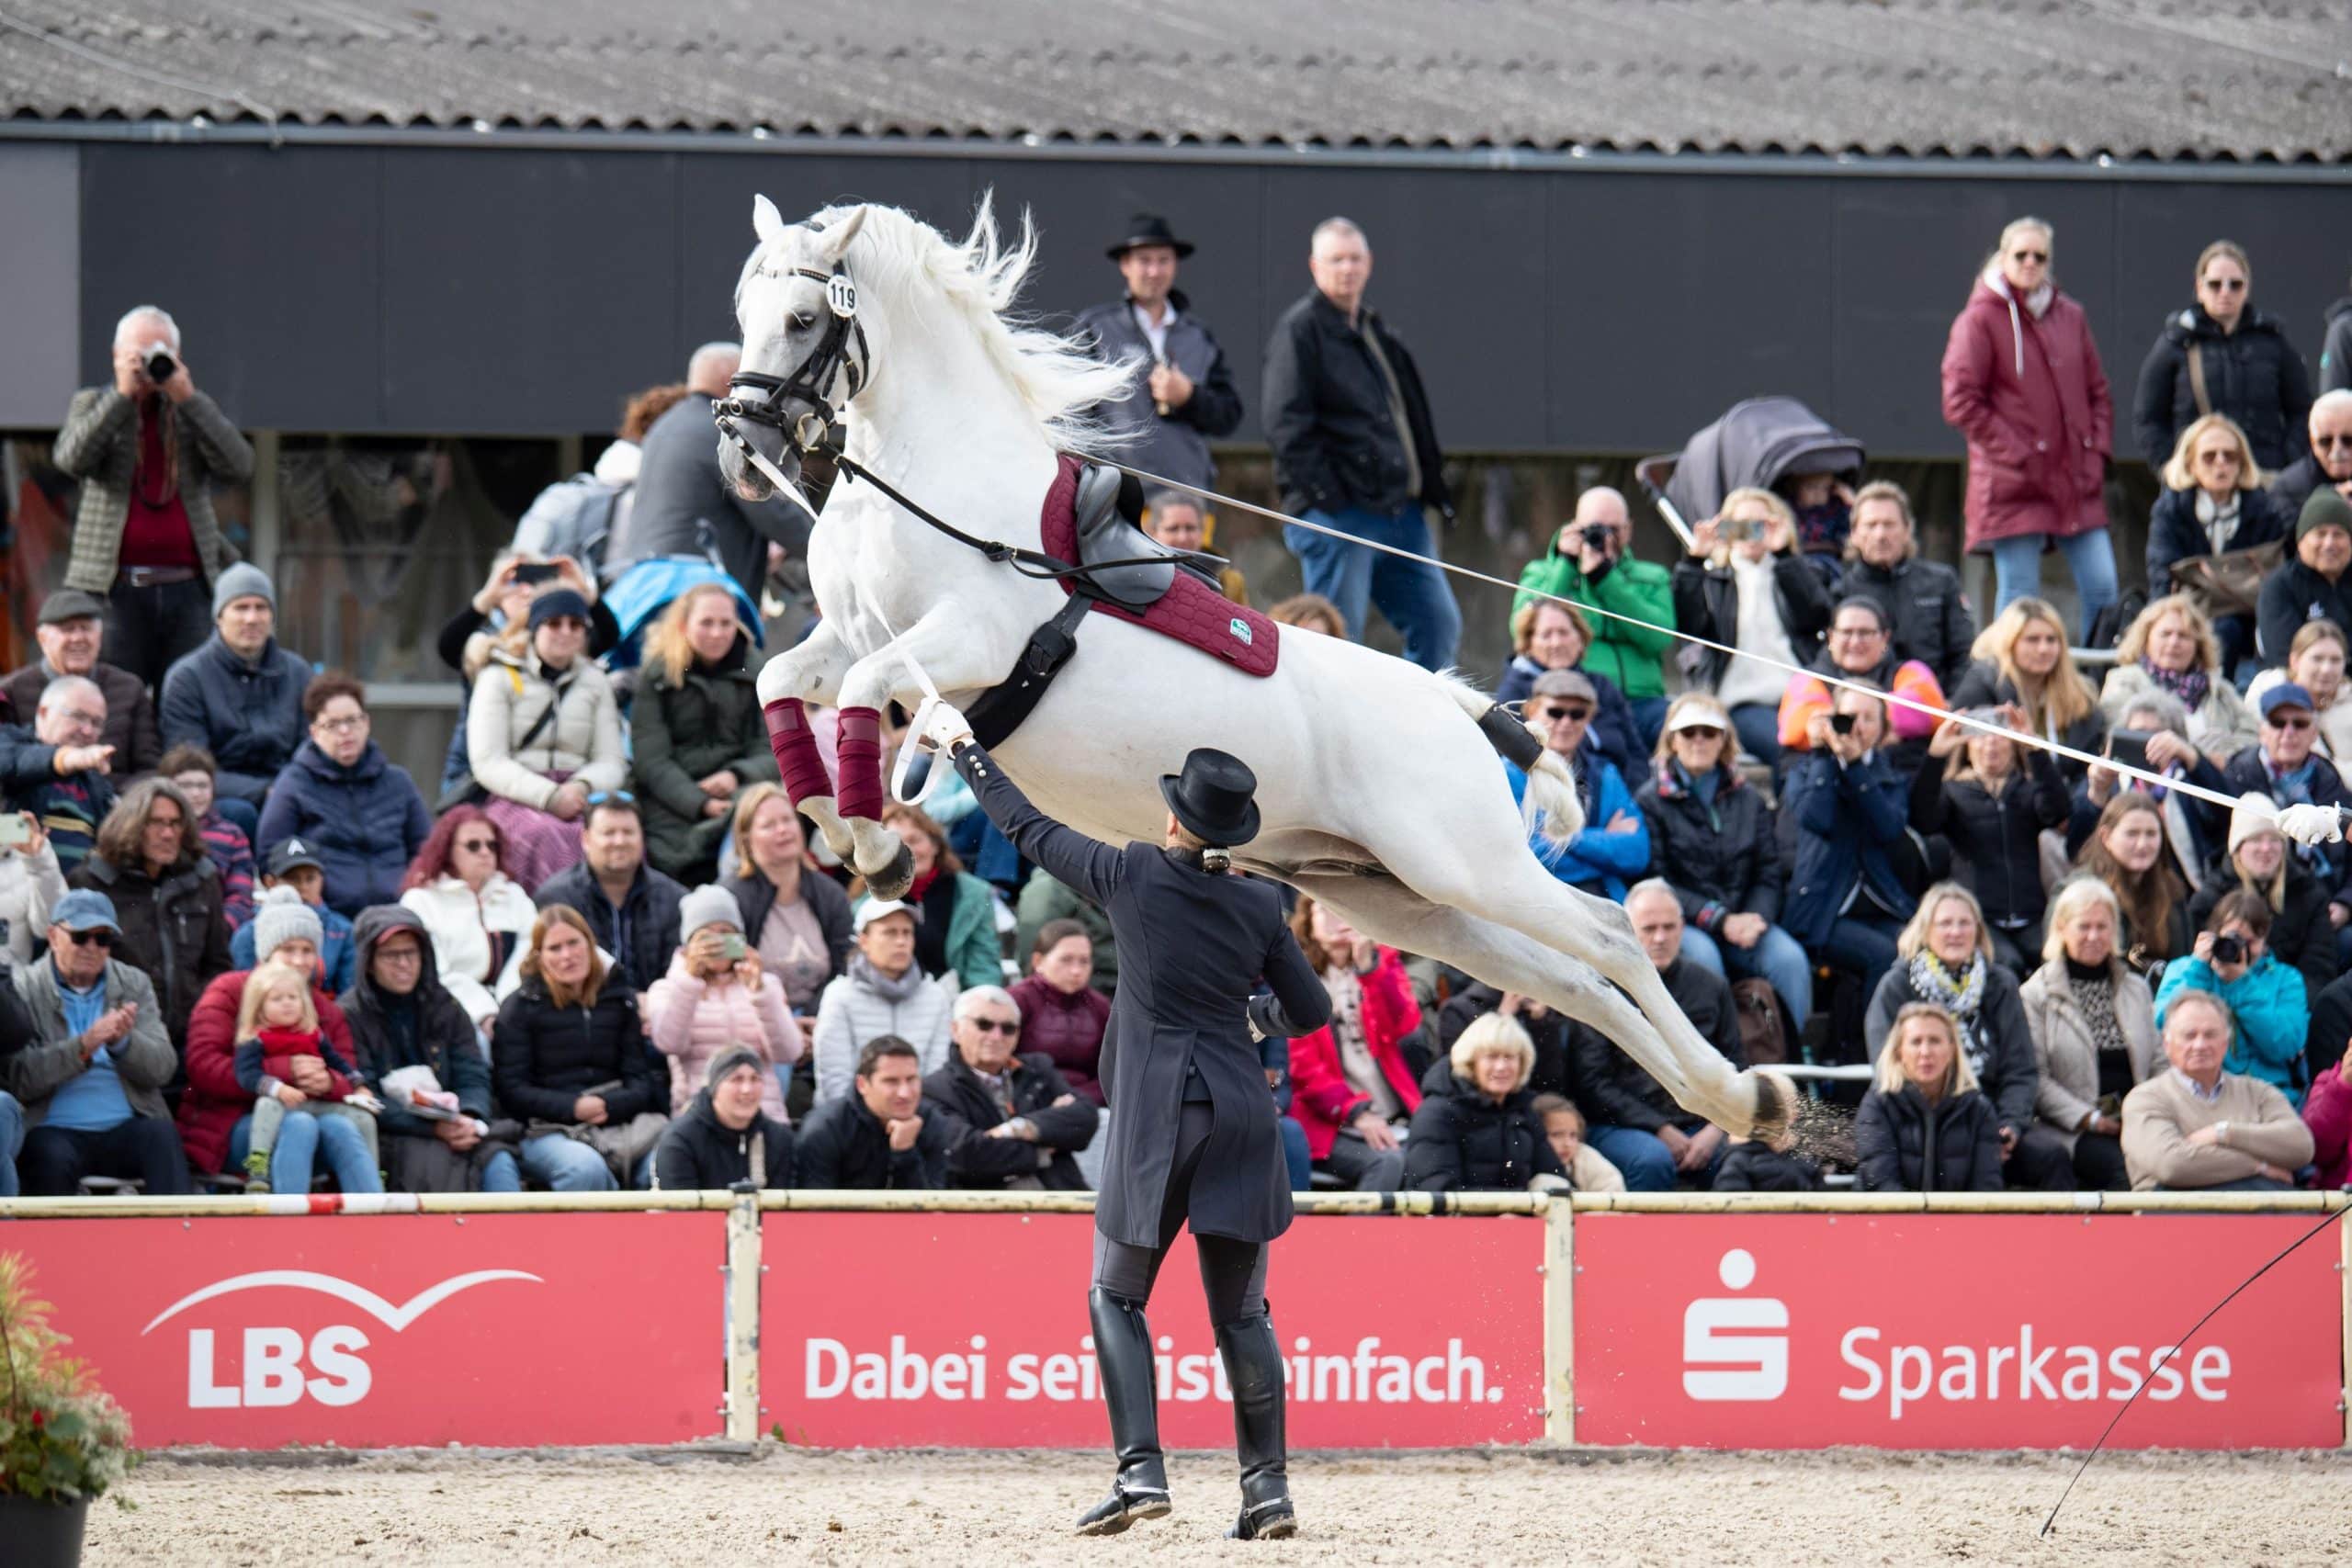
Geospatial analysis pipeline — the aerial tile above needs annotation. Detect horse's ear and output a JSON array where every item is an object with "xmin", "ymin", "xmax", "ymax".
[
  {"xmin": 817, "ymin": 206, "xmax": 868, "ymax": 265},
  {"xmin": 752, "ymin": 194, "xmax": 787, "ymax": 246}
]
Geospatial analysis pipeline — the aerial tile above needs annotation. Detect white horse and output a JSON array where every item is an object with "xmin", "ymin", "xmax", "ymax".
[{"xmin": 719, "ymin": 195, "xmax": 1788, "ymax": 1139}]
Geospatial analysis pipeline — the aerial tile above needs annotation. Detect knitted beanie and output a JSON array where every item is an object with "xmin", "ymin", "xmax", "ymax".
[
  {"xmin": 252, "ymin": 885, "xmax": 323, "ymax": 963},
  {"xmin": 679, "ymin": 883, "xmax": 745, "ymax": 940},
  {"xmin": 212, "ymin": 561, "xmax": 277, "ymax": 619}
]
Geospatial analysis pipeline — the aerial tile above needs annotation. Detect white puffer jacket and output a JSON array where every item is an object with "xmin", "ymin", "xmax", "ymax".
[
  {"xmin": 399, "ymin": 873, "xmax": 540, "ymax": 1025},
  {"xmin": 808, "ymin": 966, "xmax": 956, "ymax": 1105}
]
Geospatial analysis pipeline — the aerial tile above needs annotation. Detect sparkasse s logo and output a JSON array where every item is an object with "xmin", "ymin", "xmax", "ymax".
[
  {"xmin": 142, "ymin": 1269, "xmax": 539, "ymax": 1409},
  {"xmin": 1681, "ymin": 1248, "xmax": 1788, "ymax": 1401}
]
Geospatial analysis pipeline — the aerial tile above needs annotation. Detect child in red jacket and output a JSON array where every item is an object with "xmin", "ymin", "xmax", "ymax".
[{"xmin": 234, "ymin": 960, "xmax": 380, "ymax": 1191}]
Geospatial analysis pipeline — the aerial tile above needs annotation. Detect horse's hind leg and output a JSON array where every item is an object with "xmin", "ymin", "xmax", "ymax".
[{"xmin": 1295, "ymin": 869, "xmax": 1785, "ymax": 1139}]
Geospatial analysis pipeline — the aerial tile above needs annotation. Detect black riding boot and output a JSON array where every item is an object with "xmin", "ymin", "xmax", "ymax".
[
  {"xmin": 1216, "ymin": 1312, "xmax": 1296, "ymax": 1540},
  {"xmin": 1076, "ymin": 1288, "xmax": 1170, "ymax": 1536}
]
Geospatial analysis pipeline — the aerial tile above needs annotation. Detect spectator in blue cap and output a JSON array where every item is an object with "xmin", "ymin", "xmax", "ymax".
[
  {"xmin": 1, "ymin": 887, "xmax": 188, "ymax": 1194},
  {"xmin": 2220, "ymin": 680, "xmax": 2352, "ymax": 932}
]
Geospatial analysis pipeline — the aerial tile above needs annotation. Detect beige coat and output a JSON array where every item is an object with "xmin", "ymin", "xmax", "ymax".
[
  {"xmin": 2120, "ymin": 1069, "xmax": 2313, "ymax": 1190},
  {"xmin": 2018, "ymin": 957, "xmax": 2161, "ymax": 1151},
  {"xmin": 467, "ymin": 650, "xmax": 628, "ymax": 812}
]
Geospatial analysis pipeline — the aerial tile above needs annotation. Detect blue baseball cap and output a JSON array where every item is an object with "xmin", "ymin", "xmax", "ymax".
[
  {"xmin": 2259, "ymin": 682, "xmax": 2315, "ymax": 721},
  {"xmin": 49, "ymin": 888, "xmax": 120, "ymax": 932}
]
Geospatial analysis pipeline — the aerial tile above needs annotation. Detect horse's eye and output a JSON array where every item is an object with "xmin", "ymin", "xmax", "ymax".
[{"xmin": 790, "ymin": 312, "xmax": 816, "ymax": 332}]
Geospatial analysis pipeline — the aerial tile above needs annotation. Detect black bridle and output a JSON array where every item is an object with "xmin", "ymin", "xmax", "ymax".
[
  {"xmin": 709, "ymin": 243, "xmax": 1229, "ymax": 588},
  {"xmin": 712, "ymin": 261, "xmax": 867, "ymax": 460}
]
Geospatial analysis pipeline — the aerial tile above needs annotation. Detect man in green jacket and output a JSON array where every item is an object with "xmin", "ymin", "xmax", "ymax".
[{"xmin": 1514, "ymin": 486, "xmax": 1676, "ymax": 746}]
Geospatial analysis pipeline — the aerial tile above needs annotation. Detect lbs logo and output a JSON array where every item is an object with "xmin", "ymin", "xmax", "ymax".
[
  {"xmin": 142, "ymin": 1269, "xmax": 539, "ymax": 1409},
  {"xmin": 1681, "ymin": 1249, "xmax": 1788, "ymax": 1402}
]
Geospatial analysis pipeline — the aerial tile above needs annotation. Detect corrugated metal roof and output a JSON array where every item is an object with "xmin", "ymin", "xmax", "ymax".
[{"xmin": 4, "ymin": 0, "xmax": 2347, "ymax": 163}]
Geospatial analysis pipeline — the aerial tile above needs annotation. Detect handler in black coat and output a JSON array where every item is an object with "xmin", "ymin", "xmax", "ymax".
[{"xmin": 932, "ymin": 712, "xmax": 1329, "ymax": 1543}]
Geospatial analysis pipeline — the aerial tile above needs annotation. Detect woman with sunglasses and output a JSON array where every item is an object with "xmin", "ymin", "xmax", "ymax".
[
  {"xmin": 912, "ymin": 703, "xmax": 1329, "ymax": 1541},
  {"xmin": 1939, "ymin": 216, "xmax": 2118, "ymax": 634},
  {"xmin": 398, "ymin": 806, "xmax": 538, "ymax": 1034},
  {"xmin": 1668, "ymin": 486, "xmax": 1832, "ymax": 769},
  {"xmin": 1634, "ymin": 693, "xmax": 1814, "ymax": 1031},
  {"xmin": 466, "ymin": 585, "xmax": 628, "ymax": 892},
  {"xmin": 2133, "ymin": 240, "xmax": 2314, "ymax": 474},
  {"xmin": 2143, "ymin": 414, "xmax": 2284, "ymax": 677}
]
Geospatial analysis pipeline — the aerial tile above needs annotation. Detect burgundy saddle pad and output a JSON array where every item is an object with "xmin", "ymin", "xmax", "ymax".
[{"xmin": 1037, "ymin": 454, "xmax": 1279, "ymax": 678}]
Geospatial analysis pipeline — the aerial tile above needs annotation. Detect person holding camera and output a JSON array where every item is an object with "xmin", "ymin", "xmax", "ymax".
[
  {"xmin": 2154, "ymin": 889, "xmax": 2312, "ymax": 1108},
  {"xmin": 1781, "ymin": 685, "xmax": 1917, "ymax": 998},
  {"xmin": 51, "ymin": 307, "xmax": 254, "ymax": 694},
  {"xmin": 1514, "ymin": 487, "xmax": 1677, "ymax": 748},
  {"xmin": 1668, "ymin": 487, "xmax": 1832, "ymax": 768}
]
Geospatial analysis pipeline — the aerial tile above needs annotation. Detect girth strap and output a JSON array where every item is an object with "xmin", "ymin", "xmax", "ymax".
[{"xmin": 966, "ymin": 592, "xmax": 1096, "ymax": 750}]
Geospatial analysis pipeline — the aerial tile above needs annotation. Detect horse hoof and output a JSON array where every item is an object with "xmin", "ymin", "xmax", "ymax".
[
  {"xmin": 1747, "ymin": 1068, "xmax": 1796, "ymax": 1144},
  {"xmin": 865, "ymin": 840, "xmax": 917, "ymax": 901}
]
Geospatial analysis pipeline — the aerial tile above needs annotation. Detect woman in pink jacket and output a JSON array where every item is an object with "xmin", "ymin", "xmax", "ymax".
[
  {"xmin": 1940, "ymin": 216, "xmax": 2117, "ymax": 641},
  {"xmin": 646, "ymin": 883, "xmax": 804, "ymax": 1120},
  {"xmin": 1283, "ymin": 896, "xmax": 1423, "ymax": 1190}
]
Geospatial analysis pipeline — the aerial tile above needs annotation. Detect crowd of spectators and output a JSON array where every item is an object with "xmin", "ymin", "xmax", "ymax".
[{"xmin": 5, "ymin": 223, "xmax": 2350, "ymax": 1203}]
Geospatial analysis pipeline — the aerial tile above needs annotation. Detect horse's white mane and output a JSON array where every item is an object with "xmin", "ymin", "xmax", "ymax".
[{"xmin": 759, "ymin": 196, "xmax": 1138, "ymax": 457}]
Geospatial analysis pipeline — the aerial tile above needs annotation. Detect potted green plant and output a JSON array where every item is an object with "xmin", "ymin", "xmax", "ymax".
[{"xmin": 1, "ymin": 1253, "xmax": 138, "ymax": 1567}]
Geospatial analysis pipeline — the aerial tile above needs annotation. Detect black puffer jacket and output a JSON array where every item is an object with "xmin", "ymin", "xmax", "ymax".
[
  {"xmin": 341, "ymin": 905, "xmax": 493, "ymax": 1136},
  {"xmin": 1402, "ymin": 1072, "xmax": 1565, "ymax": 1193},
  {"xmin": 2256, "ymin": 557, "xmax": 2352, "ymax": 670},
  {"xmin": 1841, "ymin": 557, "xmax": 1975, "ymax": 692},
  {"xmin": 2188, "ymin": 857, "xmax": 2340, "ymax": 1006},
  {"xmin": 1713, "ymin": 1140, "xmax": 1824, "ymax": 1191},
  {"xmin": 1946, "ymin": 662, "xmax": 2107, "ymax": 782},
  {"xmin": 489, "ymin": 974, "xmax": 664, "ymax": 1125},
  {"xmin": 652, "ymin": 1089, "xmax": 796, "ymax": 1190},
  {"xmin": 1635, "ymin": 761, "xmax": 1783, "ymax": 932},
  {"xmin": 1854, "ymin": 1084, "xmax": 2004, "ymax": 1191},
  {"xmin": 1668, "ymin": 549, "xmax": 1832, "ymax": 690},
  {"xmin": 1261, "ymin": 288, "xmax": 1451, "ymax": 520},
  {"xmin": 1907, "ymin": 750, "xmax": 2069, "ymax": 930},
  {"xmin": 2132, "ymin": 306, "xmax": 2314, "ymax": 471},
  {"xmin": 1571, "ymin": 958, "xmax": 1745, "ymax": 1132}
]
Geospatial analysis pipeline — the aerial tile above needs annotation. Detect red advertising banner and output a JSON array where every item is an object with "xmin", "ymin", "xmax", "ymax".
[
  {"xmin": 761, "ymin": 1213, "xmax": 1546, "ymax": 1448},
  {"xmin": 1575, "ymin": 1213, "xmax": 2343, "ymax": 1449},
  {"xmin": 4, "ymin": 1213, "xmax": 725, "ymax": 1448}
]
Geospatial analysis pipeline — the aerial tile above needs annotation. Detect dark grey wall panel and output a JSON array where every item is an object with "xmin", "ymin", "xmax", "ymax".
[
  {"xmin": 77, "ymin": 145, "xmax": 384, "ymax": 431},
  {"xmin": 680, "ymin": 155, "xmax": 976, "ymax": 367},
  {"xmin": 0, "ymin": 146, "xmax": 79, "ymax": 428},
  {"xmin": 44, "ymin": 141, "xmax": 2352, "ymax": 455},
  {"xmin": 379, "ymin": 150, "xmax": 683, "ymax": 432}
]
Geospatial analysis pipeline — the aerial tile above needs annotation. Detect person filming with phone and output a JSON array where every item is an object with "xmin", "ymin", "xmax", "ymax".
[
  {"xmin": 52, "ymin": 307, "xmax": 254, "ymax": 693},
  {"xmin": 645, "ymin": 883, "xmax": 803, "ymax": 1122}
]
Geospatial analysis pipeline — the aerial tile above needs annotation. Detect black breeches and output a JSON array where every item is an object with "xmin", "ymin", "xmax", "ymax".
[{"xmin": 1091, "ymin": 1100, "xmax": 1268, "ymax": 1326}]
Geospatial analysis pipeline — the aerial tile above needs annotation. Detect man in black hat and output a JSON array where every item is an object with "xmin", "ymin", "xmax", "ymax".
[
  {"xmin": 2, "ymin": 588, "xmax": 162, "ymax": 775},
  {"xmin": 1074, "ymin": 214, "xmax": 1244, "ymax": 496},
  {"xmin": 919, "ymin": 701, "xmax": 1329, "ymax": 1542}
]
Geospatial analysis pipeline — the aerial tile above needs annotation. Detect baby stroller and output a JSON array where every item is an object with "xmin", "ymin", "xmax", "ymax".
[{"xmin": 1636, "ymin": 396, "xmax": 1865, "ymax": 589}]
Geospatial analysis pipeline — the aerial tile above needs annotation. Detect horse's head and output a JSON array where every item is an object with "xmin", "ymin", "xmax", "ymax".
[{"xmin": 717, "ymin": 196, "xmax": 870, "ymax": 502}]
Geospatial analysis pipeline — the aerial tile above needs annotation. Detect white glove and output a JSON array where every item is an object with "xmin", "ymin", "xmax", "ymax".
[
  {"xmin": 2274, "ymin": 802, "xmax": 2345, "ymax": 847},
  {"xmin": 914, "ymin": 698, "xmax": 975, "ymax": 756}
]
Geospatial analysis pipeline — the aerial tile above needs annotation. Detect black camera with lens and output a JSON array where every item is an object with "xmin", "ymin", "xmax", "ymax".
[
  {"xmin": 1829, "ymin": 712, "xmax": 1857, "ymax": 736},
  {"xmin": 1578, "ymin": 523, "xmax": 1616, "ymax": 552},
  {"xmin": 143, "ymin": 347, "xmax": 177, "ymax": 384},
  {"xmin": 2211, "ymin": 934, "xmax": 2246, "ymax": 965}
]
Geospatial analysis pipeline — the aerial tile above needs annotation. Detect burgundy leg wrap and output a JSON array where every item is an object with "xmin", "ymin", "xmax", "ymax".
[
  {"xmin": 835, "ymin": 705, "xmax": 887, "ymax": 822},
  {"xmin": 763, "ymin": 698, "xmax": 835, "ymax": 805}
]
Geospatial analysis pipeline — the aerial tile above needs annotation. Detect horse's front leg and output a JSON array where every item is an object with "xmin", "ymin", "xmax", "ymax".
[
  {"xmin": 831, "ymin": 613, "xmax": 1011, "ymax": 899},
  {"xmin": 755, "ymin": 617, "xmax": 861, "ymax": 863}
]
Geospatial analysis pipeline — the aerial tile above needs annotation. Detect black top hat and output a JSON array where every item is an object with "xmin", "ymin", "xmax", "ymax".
[
  {"xmin": 1107, "ymin": 213, "xmax": 1195, "ymax": 261},
  {"xmin": 1159, "ymin": 748, "xmax": 1261, "ymax": 849}
]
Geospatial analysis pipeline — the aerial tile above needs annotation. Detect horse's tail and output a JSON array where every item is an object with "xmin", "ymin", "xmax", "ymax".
[{"xmin": 1442, "ymin": 677, "xmax": 1583, "ymax": 844}]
